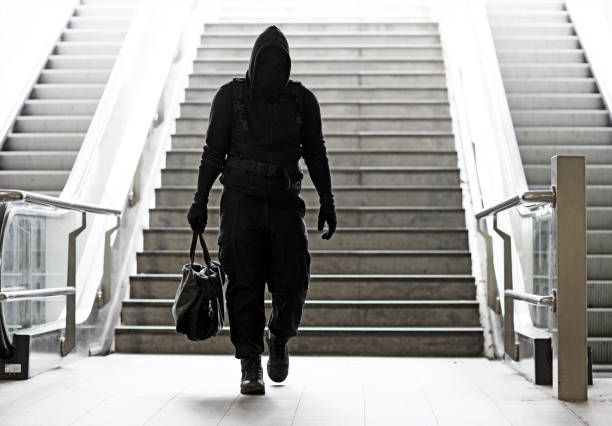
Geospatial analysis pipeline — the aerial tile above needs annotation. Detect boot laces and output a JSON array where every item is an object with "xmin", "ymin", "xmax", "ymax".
[
  {"xmin": 244, "ymin": 355, "xmax": 262, "ymax": 380},
  {"xmin": 270, "ymin": 335, "xmax": 287, "ymax": 359}
]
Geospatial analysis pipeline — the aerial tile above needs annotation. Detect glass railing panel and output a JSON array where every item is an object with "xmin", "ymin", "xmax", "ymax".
[{"xmin": 0, "ymin": 201, "xmax": 82, "ymax": 339}]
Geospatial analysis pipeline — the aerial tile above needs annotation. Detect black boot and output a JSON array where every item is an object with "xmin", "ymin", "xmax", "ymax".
[
  {"xmin": 240, "ymin": 354, "xmax": 265, "ymax": 395},
  {"xmin": 266, "ymin": 331, "xmax": 289, "ymax": 383}
]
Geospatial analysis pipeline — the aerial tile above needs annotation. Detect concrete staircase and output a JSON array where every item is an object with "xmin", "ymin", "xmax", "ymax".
[
  {"xmin": 486, "ymin": 0, "xmax": 612, "ymax": 369},
  {"xmin": 0, "ymin": 0, "xmax": 136, "ymax": 196},
  {"xmin": 115, "ymin": 20, "xmax": 484, "ymax": 356}
]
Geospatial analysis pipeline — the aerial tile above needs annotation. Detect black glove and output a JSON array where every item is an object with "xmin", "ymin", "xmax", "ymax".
[
  {"xmin": 317, "ymin": 197, "xmax": 337, "ymax": 240},
  {"xmin": 187, "ymin": 193, "xmax": 208, "ymax": 234}
]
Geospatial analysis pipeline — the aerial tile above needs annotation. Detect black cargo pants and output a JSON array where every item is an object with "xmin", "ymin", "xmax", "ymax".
[{"xmin": 217, "ymin": 187, "xmax": 311, "ymax": 359}]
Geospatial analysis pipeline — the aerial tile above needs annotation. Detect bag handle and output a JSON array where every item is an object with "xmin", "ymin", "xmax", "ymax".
[{"xmin": 190, "ymin": 231, "xmax": 212, "ymax": 268}]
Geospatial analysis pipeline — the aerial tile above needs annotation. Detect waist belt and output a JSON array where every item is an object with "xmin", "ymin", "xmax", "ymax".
[{"xmin": 224, "ymin": 155, "xmax": 298, "ymax": 190}]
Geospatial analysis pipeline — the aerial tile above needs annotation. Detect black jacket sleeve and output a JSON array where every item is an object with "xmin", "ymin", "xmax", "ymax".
[
  {"xmin": 300, "ymin": 87, "xmax": 334, "ymax": 204},
  {"xmin": 193, "ymin": 82, "xmax": 233, "ymax": 204}
]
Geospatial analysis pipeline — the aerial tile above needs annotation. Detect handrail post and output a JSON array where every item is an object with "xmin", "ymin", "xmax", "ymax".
[
  {"xmin": 98, "ymin": 216, "xmax": 120, "ymax": 308},
  {"xmin": 551, "ymin": 155, "xmax": 587, "ymax": 401},
  {"xmin": 476, "ymin": 218, "xmax": 500, "ymax": 313},
  {"xmin": 493, "ymin": 213, "xmax": 519, "ymax": 361},
  {"xmin": 61, "ymin": 211, "xmax": 86, "ymax": 357}
]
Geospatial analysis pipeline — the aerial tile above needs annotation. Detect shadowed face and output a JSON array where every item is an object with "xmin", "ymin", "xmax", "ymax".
[{"xmin": 254, "ymin": 46, "xmax": 289, "ymax": 99}]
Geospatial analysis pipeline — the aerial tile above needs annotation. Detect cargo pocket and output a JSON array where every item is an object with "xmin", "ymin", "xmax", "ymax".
[{"xmin": 217, "ymin": 228, "xmax": 233, "ymax": 273}]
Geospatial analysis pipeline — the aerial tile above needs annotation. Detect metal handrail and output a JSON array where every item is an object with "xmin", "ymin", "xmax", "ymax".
[
  {"xmin": 0, "ymin": 287, "xmax": 75, "ymax": 302},
  {"xmin": 0, "ymin": 189, "xmax": 120, "ymax": 359},
  {"xmin": 505, "ymin": 289, "xmax": 556, "ymax": 308},
  {"xmin": 475, "ymin": 187, "xmax": 556, "ymax": 363},
  {"xmin": 475, "ymin": 189, "xmax": 556, "ymax": 219},
  {"xmin": 0, "ymin": 189, "xmax": 121, "ymax": 216}
]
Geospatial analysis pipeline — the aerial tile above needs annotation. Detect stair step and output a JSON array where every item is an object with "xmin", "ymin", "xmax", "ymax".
[
  {"xmin": 516, "ymin": 128, "xmax": 612, "ymax": 144},
  {"xmin": 143, "ymin": 227, "xmax": 469, "ymax": 251},
  {"xmin": 502, "ymin": 78, "xmax": 597, "ymax": 93},
  {"xmin": 176, "ymin": 115, "xmax": 452, "ymax": 132},
  {"xmin": 525, "ymin": 165, "xmax": 612, "ymax": 186},
  {"xmin": 13, "ymin": 116, "xmax": 91, "ymax": 133},
  {"xmin": 511, "ymin": 110, "xmax": 610, "ymax": 127},
  {"xmin": 0, "ymin": 170, "xmax": 69, "ymax": 191},
  {"xmin": 149, "ymin": 206, "xmax": 467, "ymax": 229},
  {"xmin": 22, "ymin": 100, "xmax": 99, "ymax": 116},
  {"xmin": 201, "ymin": 32, "xmax": 442, "ymax": 44},
  {"xmin": 61, "ymin": 29, "xmax": 127, "ymax": 42},
  {"xmin": 129, "ymin": 273, "xmax": 476, "ymax": 300},
  {"xmin": 588, "ymin": 207, "xmax": 612, "ymax": 229},
  {"xmin": 493, "ymin": 36, "xmax": 580, "ymax": 49},
  {"xmin": 54, "ymin": 41, "xmax": 122, "ymax": 55},
  {"xmin": 497, "ymin": 49, "xmax": 585, "ymax": 63},
  {"xmin": 68, "ymin": 17, "xmax": 132, "ymax": 29},
  {"xmin": 500, "ymin": 63, "xmax": 590, "ymax": 78},
  {"xmin": 121, "ymin": 299, "xmax": 480, "ymax": 327},
  {"xmin": 490, "ymin": 23, "xmax": 575, "ymax": 36},
  {"xmin": 0, "ymin": 151, "xmax": 77, "ymax": 170},
  {"xmin": 520, "ymin": 143, "xmax": 612, "ymax": 162},
  {"xmin": 161, "ymin": 166, "xmax": 460, "ymax": 187},
  {"xmin": 488, "ymin": 11, "xmax": 570, "ymax": 24},
  {"xmin": 589, "ymin": 281, "xmax": 612, "ymax": 308},
  {"xmin": 46, "ymin": 55, "xmax": 116, "ymax": 69},
  {"xmin": 115, "ymin": 325, "xmax": 483, "ymax": 356},
  {"xmin": 165, "ymin": 149, "xmax": 458, "ymax": 167},
  {"xmin": 193, "ymin": 58, "xmax": 444, "ymax": 72},
  {"xmin": 189, "ymin": 71, "xmax": 448, "ymax": 87},
  {"xmin": 74, "ymin": 5, "xmax": 137, "ymax": 16},
  {"xmin": 589, "ymin": 308, "xmax": 612, "ymax": 337},
  {"xmin": 30, "ymin": 84, "xmax": 105, "ymax": 99},
  {"xmin": 155, "ymin": 186, "xmax": 463, "ymax": 207},
  {"xmin": 180, "ymin": 99, "xmax": 450, "ymax": 116},
  {"xmin": 39, "ymin": 69, "xmax": 111, "ymax": 84},
  {"xmin": 3, "ymin": 133, "xmax": 85, "ymax": 151},
  {"xmin": 171, "ymin": 131, "xmax": 455, "ymax": 150},
  {"xmin": 486, "ymin": 1, "xmax": 565, "ymax": 12},
  {"xmin": 589, "ymin": 338, "xmax": 612, "ymax": 364},
  {"xmin": 197, "ymin": 45, "xmax": 442, "ymax": 58},
  {"xmin": 202, "ymin": 22, "xmax": 439, "ymax": 33},
  {"xmin": 588, "ymin": 255, "xmax": 612, "ymax": 280},
  {"xmin": 185, "ymin": 85, "xmax": 448, "ymax": 100},
  {"xmin": 507, "ymin": 94, "xmax": 603, "ymax": 109},
  {"xmin": 533, "ymin": 185, "xmax": 612, "ymax": 208},
  {"xmin": 136, "ymin": 249, "xmax": 472, "ymax": 275}
]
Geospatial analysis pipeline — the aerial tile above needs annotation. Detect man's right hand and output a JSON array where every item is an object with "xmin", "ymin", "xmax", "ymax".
[{"xmin": 187, "ymin": 201, "xmax": 208, "ymax": 234}]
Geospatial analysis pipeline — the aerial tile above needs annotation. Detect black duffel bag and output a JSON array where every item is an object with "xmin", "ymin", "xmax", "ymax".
[{"xmin": 172, "ymin": 231, "xmax": 226, "ymax": 341}]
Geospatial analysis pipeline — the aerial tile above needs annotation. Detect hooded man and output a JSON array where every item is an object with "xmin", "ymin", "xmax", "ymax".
[{"xmin": 187, "ymin": 25, "xmax": 337, "ymax": 395}]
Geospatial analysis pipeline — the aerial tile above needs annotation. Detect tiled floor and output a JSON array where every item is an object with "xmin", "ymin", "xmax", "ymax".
[{"xmin": 0, "ymin": 354, "xmax": 610, "ymax": 425}]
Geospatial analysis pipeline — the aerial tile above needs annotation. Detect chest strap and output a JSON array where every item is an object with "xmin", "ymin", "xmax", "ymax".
[{"xmin": 225, "ymin": 154, "xmax": 300, "ymax": 190}]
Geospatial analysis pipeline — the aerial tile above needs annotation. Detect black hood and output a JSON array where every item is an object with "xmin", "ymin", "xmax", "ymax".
[{"xmin": 246, "ymin": 25, "xmax": 291, "ymax": 100}]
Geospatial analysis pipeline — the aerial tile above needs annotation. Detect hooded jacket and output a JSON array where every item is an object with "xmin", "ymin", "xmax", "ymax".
[
  {"xmin": 194, "ymin": 25, "xmax": 333, "ymax": 208},
  {"xmin": 247, "ymin": 25, "xmax": 291, "ymax": 101}
]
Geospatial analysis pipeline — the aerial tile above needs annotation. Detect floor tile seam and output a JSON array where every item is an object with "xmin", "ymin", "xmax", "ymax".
[
  {"xmin": 67, "ymin": 391, "xmax": 115, "ymax": 426},
  {"xmin": 461, "ymin": 364, "xmax": 515, "ymax": 425},
  {"xmin": 415, "ymin": 372, "xmax": 439, "ymax": 425},
  {"xmin": 560, "ymin": 400, "xmax": 590, "ymax": 425},
  {"xmin": 217, "ymin": 393, "xmax": 240, "ymax": 425},
  {"xmin": 290, "ymin": 385, "xmax": 306, "ymax": 425},
  {"xmin": 142, "ymin": 392, "xmax": 180, "ymax": 425},
  {"xmin": 362, "ymin": 382, "xmax": 366, "ymax": 426}
]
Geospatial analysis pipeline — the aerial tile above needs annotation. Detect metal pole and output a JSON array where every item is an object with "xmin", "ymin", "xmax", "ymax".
[
  {"xmin": 98, "ymin": 216, "xmax": 120, "ymax": 308},
  {"xmin": 493, "ymin": 213, "xmax": 519, "ymax": 361},
  {"xmin": 61, "ymin": 211, "xmax": 86, "ymax": 357},
  {"xmin": 551, "ymin": 155, "xmax": 587, "ymax": 401},
  {"xmin": 476, "ymin": 218, "xmax": 501, "ymax": 313}
]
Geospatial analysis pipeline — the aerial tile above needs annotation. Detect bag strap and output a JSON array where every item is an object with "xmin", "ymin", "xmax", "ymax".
[{"xmin": 190, "ymin": 231, "xmax": 212, "ymax": 268}]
